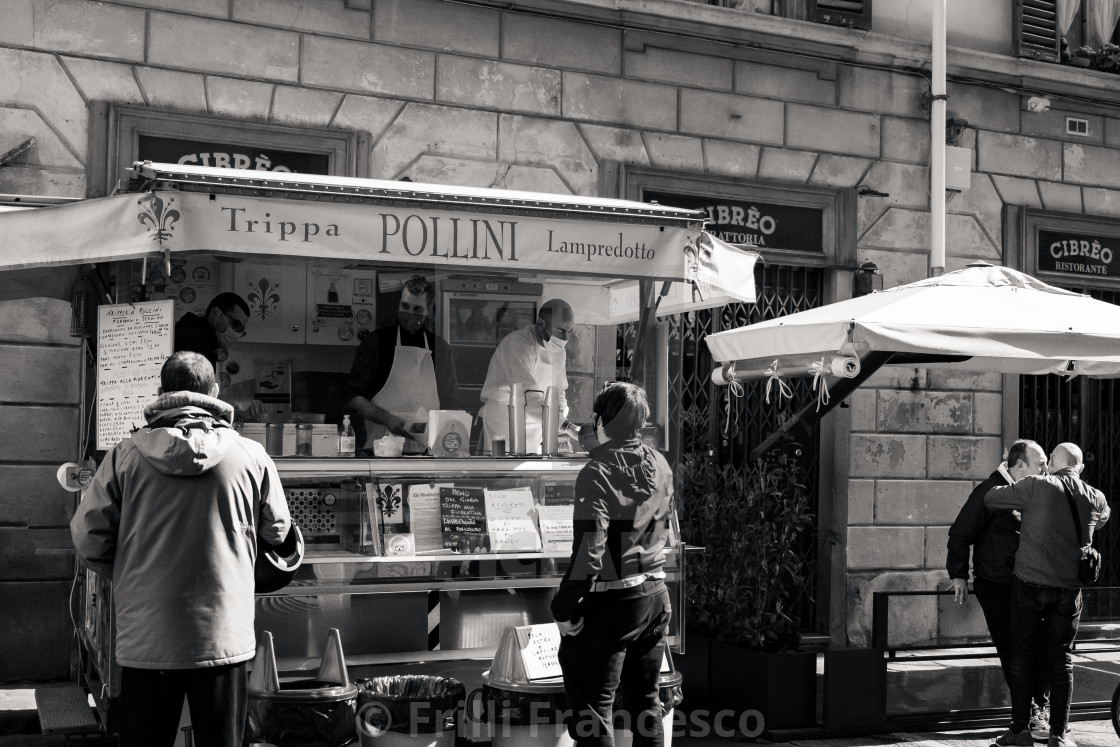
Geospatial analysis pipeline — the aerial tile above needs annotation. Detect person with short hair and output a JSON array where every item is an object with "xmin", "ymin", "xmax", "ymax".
[
  {"xmin": 70, "ymin": 351, "xmax": 293, "ymax": 747},
  {"xmin": 344, "ymin": 275, "xmax": 459, "ymax": 453},
  {"xmin": 479, "ymin": 299, "xmax": 575, "ymax": 454},
  {"xmin": 984, "ymin": 442, "xmax": 1110, "ymax": 747},
  {"xmin": 174, "ymin": 292, "xmax": 263, "ymax": 420},
  {"xmin": 174, "ymin": 292, "xmax": 251, "ymax": 368},
  {"xmin": 947, "ymin": 439, "xmax": 1050, "ymax": 738},
  {"xmin": 551, "ymin": 382, "xmax": 674, "ymax": 746}
]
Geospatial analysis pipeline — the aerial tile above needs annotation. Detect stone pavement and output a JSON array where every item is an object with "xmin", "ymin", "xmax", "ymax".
[{"xmin": 2, "ymin": 683, "xmax": 1117, "ymax": 746}]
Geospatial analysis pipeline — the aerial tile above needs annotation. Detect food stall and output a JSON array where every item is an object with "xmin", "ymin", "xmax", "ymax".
[{"xmin": 1, "ymin": 161, "xmax": 760, "ymax": 731}]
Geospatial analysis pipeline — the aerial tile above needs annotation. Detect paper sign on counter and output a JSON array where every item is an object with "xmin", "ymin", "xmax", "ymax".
[
  {"xmin": 485, "ymin": 487, "xmax": 541, "ymax": 553},
  {"xmin": 514, "ymin": 623, "xmax": 562, "ymax": 681},
  {"xmin": 536, "ymin": 505, "xmax": 574, "ymax": 553}
]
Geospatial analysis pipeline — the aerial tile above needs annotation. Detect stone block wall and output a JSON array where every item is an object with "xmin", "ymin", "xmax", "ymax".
[
  {"xmin": 0, "ymin": 299, "xmax": 81, "ymax": 681},
  {"xmin": 845, "ymin": 369, "xmax": 1006, "ymax": 646},
  {"xmin": 4, "ymin": 0, "xmax": 1120, "ymax": 668}
]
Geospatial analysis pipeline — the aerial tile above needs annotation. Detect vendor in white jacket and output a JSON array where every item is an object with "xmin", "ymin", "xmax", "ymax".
[
  {"xmin": 479, "ymin": 299, "xmax": 574, "ymax": 454},
  {"xmin": 70, "ymin": 351, "xmax": 292, "ymax": 747}
]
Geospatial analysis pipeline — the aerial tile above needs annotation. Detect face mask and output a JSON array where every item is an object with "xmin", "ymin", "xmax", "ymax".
[
  {"xmin": 546, "ymin": 335, "xmax": 568, "ymax": 354},
  {"xmin": 399, "ymin": 311, "xmax": 425, "ymax": 334},
  {"xmin": 218, "ymin": 325, "xmax": 241, "ymax": 348},
  {"xmin": 578, "ymin": 420, "xmax": 602, "ymax": 451}
]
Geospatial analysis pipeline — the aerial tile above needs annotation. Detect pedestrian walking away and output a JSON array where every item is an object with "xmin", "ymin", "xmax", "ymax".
[
  {"xmin": 69, "ymin": 351, "xmax": 295, "ymax": 747},
  {"xmin": 984, "ymin": 443, "xmax": 1110, "ymax": 747},
  {"xmin": 552, "ymin": 382, "xmax": 674, "ymax": 747},
  {"xmin": 946, "ymin": 439, "xmax": 1051, "ymax": 740}
]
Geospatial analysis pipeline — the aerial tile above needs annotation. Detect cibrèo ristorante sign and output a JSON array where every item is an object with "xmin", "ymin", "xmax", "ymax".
[{"xmin": 149, "ymin": 192, "xmax": 697, "ymax": 279}]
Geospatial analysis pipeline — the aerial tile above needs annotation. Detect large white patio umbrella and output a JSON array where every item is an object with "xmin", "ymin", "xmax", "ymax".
[{"xmin": 706, "ymin": 262, "xmax": 1120, "ymax": 382}]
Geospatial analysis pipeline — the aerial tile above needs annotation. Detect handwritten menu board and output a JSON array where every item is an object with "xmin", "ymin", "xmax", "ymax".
[
  {"xmin": 96, "ymin": 300, "xmax": 173, "ymax": 450},
  {"xmin": 514, "ymin": 623, "xmax": 563, "ymax": 680},
  {"xmin": 439, "ymin": 486, "xmax": 490, "ymax": 552},
  {"xmin": 543, "ymin": 484, "xmax": 575, "ymax": 505}
]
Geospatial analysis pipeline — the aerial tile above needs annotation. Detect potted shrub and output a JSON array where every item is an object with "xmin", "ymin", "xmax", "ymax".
[
  {"xmin": 678, "ymin": 451, "xmax": 818, "ymax": 730},
  {"xmin": 1096, "ymin": 43, "xmax": 1120, "ymax": 72},
  {"xmin": 1071, "ymin": 45, "xmax": 1095, "ymax": 67}
]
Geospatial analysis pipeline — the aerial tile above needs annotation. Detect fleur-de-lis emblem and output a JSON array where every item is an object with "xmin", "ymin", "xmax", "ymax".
[
  {"xmin": 247, "ymin": 277, "xmax": 282, "ymax": 319},
  {"xmin": 136, "ymin": 194, "xmax": 180, "ymax": 241}
]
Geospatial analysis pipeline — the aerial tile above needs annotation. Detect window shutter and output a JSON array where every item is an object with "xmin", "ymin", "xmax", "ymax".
[
  {"xmin": 1014, "ymin": 0, "xmax": 1060, "ymax": 62},
  {"xmin": 807, "ymin": 0, "xmax": 872, "ymax": 30}
]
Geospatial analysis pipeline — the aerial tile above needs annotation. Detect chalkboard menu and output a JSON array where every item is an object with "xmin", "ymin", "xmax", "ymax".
[
  {"xmin": 439, "ymin": 486, "xmax": 490, "ymax": 552},
  {"xmin": 543, "ymin": 484, "xmax": 575, "ymax": 505},
  {"xmin": 96, "ymin": 300, "xmax": 174, "ymax": 450}
]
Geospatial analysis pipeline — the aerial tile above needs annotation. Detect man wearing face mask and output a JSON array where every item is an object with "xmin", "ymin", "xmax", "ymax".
[
  {"xmin": 174, "ymin": 293, "xmax": 263, "ymax": 422},
  {"xmin": 479, "ymin": 299, "xmax": 574, "ymax": 455},
  {"xmin": 344, "ymin": 276, "xmax": 459, "ymax": 453},
  {"xmin": 174, "ymin": 292, "xmax": 251, "ymax": 368}
]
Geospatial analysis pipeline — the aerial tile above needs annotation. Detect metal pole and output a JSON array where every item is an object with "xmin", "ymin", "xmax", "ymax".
[{"xmin": 930, "ymin": 0, "xmax": 947, "ymax": 277}]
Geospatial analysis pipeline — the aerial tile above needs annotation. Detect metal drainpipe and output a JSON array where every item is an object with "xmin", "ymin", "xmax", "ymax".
[{"xmin": 930, "ymin": 0, "xmax": 947, "ymax": 277}]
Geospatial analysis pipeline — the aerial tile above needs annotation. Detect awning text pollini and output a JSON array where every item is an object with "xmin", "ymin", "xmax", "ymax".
[{"xmin": 166, "ymin": 192, "xmax": 688, "ymax": 278}]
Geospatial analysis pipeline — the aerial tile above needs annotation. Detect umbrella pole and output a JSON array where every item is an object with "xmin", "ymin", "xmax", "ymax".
[{"xmin": 748, "ymin": 351, "xmax": 896, "ymax": 462}]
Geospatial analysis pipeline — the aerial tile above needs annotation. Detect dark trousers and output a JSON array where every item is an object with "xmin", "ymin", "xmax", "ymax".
[
  {"xmin": 119, "ymin": 662, "xmax": 248, "ymax": 747},
  {"xmin": 558, "ymin": 582, "xmax": 671, "ymax": 747},
  {"xmin": 1006, "ymin": 579, "xmax": 1082, "ymax": 737},
  {"xmin": 973, "ymin": 577, "xmax": 1049, "ymax": 710}
]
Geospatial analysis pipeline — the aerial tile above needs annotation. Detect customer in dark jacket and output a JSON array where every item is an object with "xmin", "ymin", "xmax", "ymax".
[
  {"xmin": 984, "ymin": 443, "xmax": 1110, "ymax": 747},
  {"xmin": 552, "ymin": 382, "xmax": 673, "ymax": 747},
  {"xmin": 947, "ymin": 439, "xmax": 1050, "ymax": 736},
  {"xmin": 71, "ymin": 351, "xmax": 293, "ymax": 747}
]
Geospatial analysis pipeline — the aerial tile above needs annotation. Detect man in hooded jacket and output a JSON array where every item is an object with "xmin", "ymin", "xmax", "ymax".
[
  {"xmin": 552, "ymin": 382, "xmax": 673, "ymax": 747},
  {"xmin": 71, "ymin": 351, "xmax": 292, "ymax": 747}
]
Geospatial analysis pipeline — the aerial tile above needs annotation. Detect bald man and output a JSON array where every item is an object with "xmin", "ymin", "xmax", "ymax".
[
  {"xmin": 984, "ymin": 442, "xmax": 1110, "ymax": 747},
  {"xmin": 479, "ymin": 299, "xmax": 574, "ymax": 455}
]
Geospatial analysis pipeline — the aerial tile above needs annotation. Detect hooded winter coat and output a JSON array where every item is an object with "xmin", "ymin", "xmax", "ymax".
[
  {"xmin": 70, "ymin": 391, "xmax": 291, "ymax": 669},
  {"xmin": 550, "ymin": 438, "xmax": 673, "ymax": 623}
]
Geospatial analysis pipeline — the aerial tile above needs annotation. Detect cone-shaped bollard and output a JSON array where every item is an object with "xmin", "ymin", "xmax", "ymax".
[
  {"xmin": 318, "ymin": 628, "xmax": 349, "ymax": 687},
  {"xmin": 247, "ymin": 630, "xmax": 281, "ymax": 695}
]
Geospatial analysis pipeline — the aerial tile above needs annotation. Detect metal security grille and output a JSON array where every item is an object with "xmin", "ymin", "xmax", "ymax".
[
  {"xmin": 619, "ymin": 264, "xmax": 825, "ymax": 629},
  {"xmin": 1019, "ymin": 286, "xmax": 1120, "ymax": 609}
]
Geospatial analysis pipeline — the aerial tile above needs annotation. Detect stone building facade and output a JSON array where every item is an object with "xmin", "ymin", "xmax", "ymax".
[{"xmin": 3, "ymin": 0, "xmax": 1120, "ymax": 679}]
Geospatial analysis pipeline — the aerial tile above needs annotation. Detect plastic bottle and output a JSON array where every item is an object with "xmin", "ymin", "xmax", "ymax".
[{"xmin": 338, "ymin": 415, "xmax": 356, "ymax": 457}]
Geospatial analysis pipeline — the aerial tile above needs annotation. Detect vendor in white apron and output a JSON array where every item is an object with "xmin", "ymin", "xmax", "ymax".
[
  {"xmin": 344, "ymin": 276, "xmax": 460, "ymax": 454},
  {"xmin": 479, "ymin": 299, "xmax": 574, "ymax": 454}
]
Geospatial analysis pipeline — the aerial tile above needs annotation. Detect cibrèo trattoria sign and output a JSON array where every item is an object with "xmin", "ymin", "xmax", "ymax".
[
  {"xmin": 1038, "ymin": 229, "xmax": 1117, "ymax": 278},
  {"xmin": 150, "ymin": 192, "xmax": 696, "ymax": 279}
]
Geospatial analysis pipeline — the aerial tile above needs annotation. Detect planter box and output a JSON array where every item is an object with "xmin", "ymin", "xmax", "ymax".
[{"xmin": 707, "ymin": 642, "xmax": 816, "ymax": 730}]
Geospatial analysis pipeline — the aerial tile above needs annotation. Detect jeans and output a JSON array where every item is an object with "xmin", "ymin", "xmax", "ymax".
[
  {"xmin": 558, "ymin": 581, "xmax": 672, "ymax": 747},
  {"xmin": 119, "ymin": 662, "xmax": 247, "ymax": 747},
  {"xmin": 1006, "ymin": 578, "xmax": 1082, "ymax": 737},
  {"xmin": 973, "ymin": 577, "xmax": 1049, "ymax": 710}
]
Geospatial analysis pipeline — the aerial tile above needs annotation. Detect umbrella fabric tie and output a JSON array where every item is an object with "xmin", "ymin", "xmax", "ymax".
[
  {"xmin": 723, "ymin": 377, "xmax": 745, "ymax": 435},
  {"xmin": 764, "ymin": 359, "xmax": 793, "ymax": 405},
  {"xmin": 809, "ymin": 357, "xmax": 831, "ymax": 412}
]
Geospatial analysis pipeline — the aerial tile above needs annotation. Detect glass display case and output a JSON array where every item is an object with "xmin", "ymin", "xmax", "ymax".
[{"xmin": 262, "ymin": 457, "xmax": 687, "ymax": 670}]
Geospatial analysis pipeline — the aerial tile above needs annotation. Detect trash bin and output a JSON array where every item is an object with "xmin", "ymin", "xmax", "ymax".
[
  {"xmin": 355, "ymin": 675, "xmax": 465, "ymax": 747},
  {"xmin": 246, "ymin": 629, "xmax": 358, "ymax": 747},
  {"xmin": 468, "ymin": 670, "xmax": 572, "ymax": 747},
  {"xmin": 612, "ymin": 670, "xmax": 684, "ymax": 747}
]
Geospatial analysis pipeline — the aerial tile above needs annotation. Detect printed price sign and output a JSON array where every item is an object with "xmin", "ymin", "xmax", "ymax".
[{"xmin": 96, "ymin": 300, "xmax": 174, "ymax": 450}]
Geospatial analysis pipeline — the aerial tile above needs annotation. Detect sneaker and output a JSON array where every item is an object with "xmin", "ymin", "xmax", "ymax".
[
  {"xmin": 1047, "ymin": 733, "xmax": 1075, "ymax": 747},
  {"xmin": 1029, "ymin": 706, "xmax": 1050, "ymax": 742},
  {"xmin": 991, "ymin": 728, "xmax": 1034, "ymax": 747}
]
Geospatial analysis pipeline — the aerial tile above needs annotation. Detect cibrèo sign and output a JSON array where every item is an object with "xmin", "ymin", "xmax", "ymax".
[
  {"xmin": 1038, "ymin": 229, "xmax": 1117, "ymax": 278},
  {"xmin": 147, "ymin": 191, "xmax": 696, "ymax": 280},
  {"xmin": 644, "ymin": 190, "xmax": 823, "ymax": 252}
]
